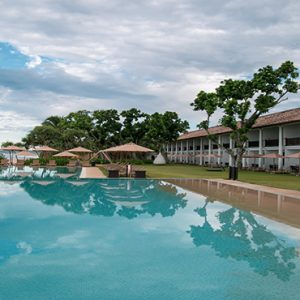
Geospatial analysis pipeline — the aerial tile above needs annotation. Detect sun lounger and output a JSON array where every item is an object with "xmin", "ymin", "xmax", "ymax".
[
  {"xmin": 47, "ymin": 160, "xmax": 57, "ymax": 167},
  {"xmin": 15, "ymin": 159, "xmax": 25, "ymax": 167},
  {"xmin": 0, "ymin": 158, "xmax": 9, "ymax": 166},
  {"xmin": 67, "ymin": 160, "xmax": 77, "ymax": 167},
  {"xmin": 108, "ymin": 169, "xmax": 119, "ymax": 178},
  {"xmin": 30, "ymin": 159, "xmax": 40, "ymax": 167}
]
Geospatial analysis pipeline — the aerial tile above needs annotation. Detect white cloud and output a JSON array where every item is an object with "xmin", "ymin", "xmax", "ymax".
[{"xmin": 0, "ymin": 0, "xmax": 299, "ymax": 141}]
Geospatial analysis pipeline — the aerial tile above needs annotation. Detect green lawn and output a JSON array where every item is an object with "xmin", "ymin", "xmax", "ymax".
[{"xmin": 139, "ymin": 164, "xmax": 300, "ymax": 191}]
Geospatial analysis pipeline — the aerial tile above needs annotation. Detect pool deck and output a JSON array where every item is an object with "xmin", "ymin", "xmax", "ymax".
[
  {"xmin": 80, "ymin": 167, "xmax": 106, "ymax": 179},
  {"xmin": 207, "ymin": 179, "xmax": 300, "ymax": 199}
]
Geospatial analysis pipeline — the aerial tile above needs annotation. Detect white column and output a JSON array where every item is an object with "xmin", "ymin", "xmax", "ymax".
[
  {"xmin": 259, "ymin": 129, "xmax": 263, "ymax": 168},
  {"xmin": 218, "ymin": 135, "xmax": 221, "ymax": 165},
  {"xmin": 186, "ymin": 140, "xmax": 189, "ymax": 164},
  {"xmin": 200, "ymin": 138, "xmax": 203, "ymax": 166},
  {"xmin": 193, "ymin": 139, "xmax": 196, "ymax": 164},
  {"xmin": 208, "ymin": 139, "xmax": 212, "ymax": 165},
  {"xmin": 175, "ymin": 142, "xmax": 178, "ymax": 163},
  {"xmin": 278, "ymin": 126, "xmax": 283, "ymax": 170},
  {"xmin": 181, "ymin": 141, "xmax": 183, "ymax": 163},
  {"xmin": 170, "ymin": 142, "xmax": 173, "ymax": 162}
]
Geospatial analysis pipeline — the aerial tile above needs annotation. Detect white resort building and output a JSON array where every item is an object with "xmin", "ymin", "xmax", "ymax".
[{"xmin": 166, "ymin": 107, "xmax": 300, "ymax": 172}]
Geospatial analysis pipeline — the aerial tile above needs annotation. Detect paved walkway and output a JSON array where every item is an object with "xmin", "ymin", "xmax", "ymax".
[
  {"xmin": 80, "ymin": 167, "xmax": 106, "ymax": 179},
  {"xmin": 208, "ymin": 179, "xmax": 300, "ymax": 199}
]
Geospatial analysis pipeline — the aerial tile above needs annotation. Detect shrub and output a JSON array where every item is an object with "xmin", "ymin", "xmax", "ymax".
[
  {"xmin": 90, "ymin": 157, "xmax": 110, "ymax": 165},
  {"xmin": 53, "ymin": 157, "xmax": 70, "ymax": 166}
]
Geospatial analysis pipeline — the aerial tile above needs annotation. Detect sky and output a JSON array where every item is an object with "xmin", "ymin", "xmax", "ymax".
[{"xmin": 0, "ymin": 0, "xmax": 299, "ymax": 143}]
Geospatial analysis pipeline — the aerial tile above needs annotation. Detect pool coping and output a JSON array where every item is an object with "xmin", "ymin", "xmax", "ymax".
[{"xmin": 158, "ymin": 177, "xmax": 300, "ymax": 200}]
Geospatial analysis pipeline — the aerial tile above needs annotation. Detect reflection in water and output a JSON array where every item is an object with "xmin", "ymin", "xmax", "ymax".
[
  {"xmin": 169, "ymin": 178, "xmax": 300, "ymax": 228},
  {"xmin": 189, "ymin": 199, "xmax": 298, "ymax": 281},
  {"xmin": 4, "ymin": 178, "xmax": 300, "ymax": 285},
  {"xmin": 169, "ymin": 179, "xmax": 299, "ymax": 281},
  {"xmin": 20, "ymin": 179, "xmax": 187, "ymax": 219}
]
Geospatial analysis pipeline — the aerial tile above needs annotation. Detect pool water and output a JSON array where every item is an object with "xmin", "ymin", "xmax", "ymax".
[{"xmin": 0, "ymin": 178, "xmax": 300, "ymax": 300}]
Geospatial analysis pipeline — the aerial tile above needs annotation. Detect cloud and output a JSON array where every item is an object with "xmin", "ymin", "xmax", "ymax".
[{"xmin": 0, "ymin": 0, "xmax": 299, "ymax": 142}]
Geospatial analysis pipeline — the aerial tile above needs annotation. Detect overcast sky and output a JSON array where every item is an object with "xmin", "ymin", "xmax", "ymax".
[{"xmin": 0, "ymin": 0, "xmax": 299, "ymax": 143}]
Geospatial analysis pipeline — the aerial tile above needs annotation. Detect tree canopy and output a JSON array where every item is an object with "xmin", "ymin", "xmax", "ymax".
[
  {"xmin": 22, "ymin": 109, "xmax": 189, "ymax": 151},
  {"xmin": 191, "ymin": 61, "xmax": 299, "ymax": 177}
]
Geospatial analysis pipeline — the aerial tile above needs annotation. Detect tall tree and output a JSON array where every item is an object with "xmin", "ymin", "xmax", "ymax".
[
  {"xmin": 144, "ymin": 112, "xmax": 189, "ymax": 151},
  {"xmin": 120, "ymin": 108, "xmax": 148, "ymax": 144},
  {"xmin": 92, "ymin": 109, "xmax": 122, "ymax": 148},
  {"xmin": 191, "ymin": 61, "xmax": 299, "ymax": 179}
]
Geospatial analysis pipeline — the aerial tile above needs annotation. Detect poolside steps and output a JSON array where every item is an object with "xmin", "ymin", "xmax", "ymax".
[{"xmin": 80, "ymin": 167, "xmax": 106, "ymax": 179}]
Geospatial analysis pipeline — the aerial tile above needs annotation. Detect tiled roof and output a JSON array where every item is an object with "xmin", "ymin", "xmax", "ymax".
[{"xmin": 178, "ymin": 107, "xmax": 300, "ymax": 141}]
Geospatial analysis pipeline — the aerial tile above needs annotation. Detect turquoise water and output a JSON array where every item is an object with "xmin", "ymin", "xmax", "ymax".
[{"xmin": 0, "ymin": 178, "xmax": 300, "ymax": 299}]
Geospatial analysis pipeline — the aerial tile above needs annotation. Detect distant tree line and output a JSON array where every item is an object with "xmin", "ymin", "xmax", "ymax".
[{"xmin": 17, "ymin": 108, "xmax": 189, "ymax": 151}]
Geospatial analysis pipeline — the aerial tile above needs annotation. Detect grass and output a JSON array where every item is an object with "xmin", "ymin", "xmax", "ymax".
[{"xmin": 138, "ymin": 164, "xmax": 300, "ymax": 191}]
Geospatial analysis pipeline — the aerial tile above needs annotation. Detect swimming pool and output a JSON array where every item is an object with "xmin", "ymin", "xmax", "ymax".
[{"xmin": 0, "ymin": 178, "xmax": 300, "ymax": 299}]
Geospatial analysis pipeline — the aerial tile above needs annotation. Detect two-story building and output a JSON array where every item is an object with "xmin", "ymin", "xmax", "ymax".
[{"xmin": 165, "ymin": 107, "xmax": 300, "ymax": 171}]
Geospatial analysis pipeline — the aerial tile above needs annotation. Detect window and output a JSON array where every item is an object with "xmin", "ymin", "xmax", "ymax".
[
  {"xmin": 286, "ymin": 137, "xmax": 300, "ymax": 146},
  {"xmin": 265, "ymin": 139, "xmax": 279, "ymax": 147},
  {"xmin": 248, "ymin": 141, "xmax": 259, "ymax": 147}
]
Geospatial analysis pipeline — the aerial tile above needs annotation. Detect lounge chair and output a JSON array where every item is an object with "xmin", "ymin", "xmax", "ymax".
[
  {"xmin": 132, "ymin": 165, "xmax": 146, "ymax": 178},
  {"xmin": 47, "ymin": 160, "xmax": 57, "ymax": 167},
  {"xmin": 67, "ymin": 160, "xmax": 77, "ymax": 167},
  {"xmin": 15, "ymin": 159, "xmax": 25, "ymax": 167},
  {"xmin": 0, "ymin": 158, "xmax": 9, "ymax": 166},
  {"xmin": 30, "ymin": 159, "xmax": 40, "ymax": 167},
  {"xmin": 108, "ymin": 169, "xmax": 119, "ymax": 178}
]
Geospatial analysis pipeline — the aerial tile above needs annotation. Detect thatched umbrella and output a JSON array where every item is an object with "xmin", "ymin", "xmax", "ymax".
[
  {"xmin": 54, "ymin": 151, "xmax": 78, "ymax": 158},
  {"xmin": 285, "ymin": 152, "xmax": 300, "ymax": 173},
  {"xmin": 34, "ymin": 146, "xmax": 58, "ymax": 158},
  {"xmin": 103, "ymin": 142, "xmax": 154, "ymax": 160},
  {"xmin": 68, "ymin": 146, "xmax": 93, "ymax": 160},
  {"xmin": 17, "ymin": 150, "xmax": 36, "ymax": 161},
  {"xmin": 1, "ymin": 145, "xmax": 25, "ymax": 164},
  {"xmin": 260, "ymin": 153, "xmax": 284, "ymax": 170},
  {"xmin": 195, "ymin": 153, "xmax": 222, "ymax": 165},
  {"xmin": 242, "ymin": 153, "xmax": 262, "ymax": 168}
]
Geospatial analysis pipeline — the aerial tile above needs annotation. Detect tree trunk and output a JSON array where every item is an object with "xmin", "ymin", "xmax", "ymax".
[{"xmin": 229, "ymin": 155, "xmax": 238, "ymax": 180}]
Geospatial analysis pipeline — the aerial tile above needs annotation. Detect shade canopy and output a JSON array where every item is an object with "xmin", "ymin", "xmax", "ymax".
[
  {"xmin": 242, "ymin": 153, "xmax": 262, "ymax": 158},
  {"xmin": 68, "ymin": 146, "xmax": 92, "ymax": 153},
  {"xmin": 34, "ymin": 146, "xmax": 58, "ymax": 152},
  {"xmin": 260, "ymin": 153, "xmax": 284, "ymax": 159},
  {"xmin": 54, "ymin": 151, "xmax": 78, "ymax": 158},
  {"xmin": 1, "ymin": 145, "xmax": 24, "ymax": 151},
  {"xmin": 285, "ymin": 152, "xmax": 300, "ymax": 159},
  {"xmin": 103, "ymin": 142, "xmax": 154, "ymax": 153},
  {"xmin": 17, "ymin": 150, "xmax": 35, "ymax": 157},
  {"xmin": 195, "ymin": 153, "xmax": 222, "ymax": 158}
]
